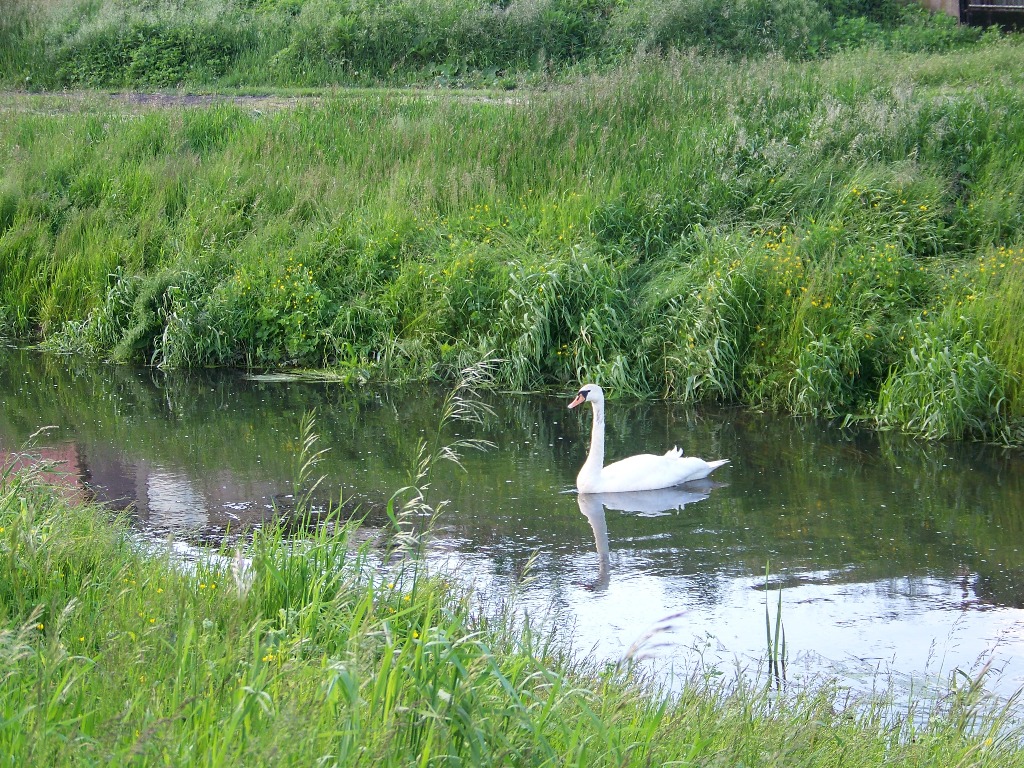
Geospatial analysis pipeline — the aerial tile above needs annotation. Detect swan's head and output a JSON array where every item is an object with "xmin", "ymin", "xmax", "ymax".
[{"xmin": 568, "ymin": 384, "xmax": 604, "ymax": 409}]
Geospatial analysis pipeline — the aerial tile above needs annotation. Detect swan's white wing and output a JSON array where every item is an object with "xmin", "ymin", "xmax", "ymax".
[{"xmin": 592, "ymin": 454, "xmax": 728, "ymax": 493}]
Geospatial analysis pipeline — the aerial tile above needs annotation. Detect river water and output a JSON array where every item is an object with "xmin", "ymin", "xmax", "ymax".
[{"xmin": 2, "ymin": 348, "xmax": 1023, "ymax": 698}]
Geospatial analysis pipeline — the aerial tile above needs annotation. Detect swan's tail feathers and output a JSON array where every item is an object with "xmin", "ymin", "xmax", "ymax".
[{"xmin": 664, "ymin": 449, "xmax": 729, "ymax": 476}]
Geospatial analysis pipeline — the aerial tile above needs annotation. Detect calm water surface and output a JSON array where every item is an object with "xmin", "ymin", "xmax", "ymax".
[{"xmin": 3, "ymin": 349, "xmax": 1024, "ymax": 696}]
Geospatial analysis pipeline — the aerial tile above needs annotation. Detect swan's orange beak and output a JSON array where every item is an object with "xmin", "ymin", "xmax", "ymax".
[{"xmin": 568, "ymin": 393, "xmax": 586, "ymax": 409}]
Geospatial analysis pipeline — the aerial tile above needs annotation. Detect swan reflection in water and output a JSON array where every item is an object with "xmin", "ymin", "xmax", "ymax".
[{"xmin": 577, "ymin": 480, "xmax": 724, "ymax": 592}]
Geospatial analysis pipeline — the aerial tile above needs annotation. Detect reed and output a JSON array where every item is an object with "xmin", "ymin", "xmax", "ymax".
[{"xmin": 764, "ymin": 564, "xmax": 787, "ymax": 691}]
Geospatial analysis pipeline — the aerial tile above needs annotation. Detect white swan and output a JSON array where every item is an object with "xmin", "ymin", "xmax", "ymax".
[{"xmin": 568, "ymin": 384, "xmax": 729, "ymax": 493}]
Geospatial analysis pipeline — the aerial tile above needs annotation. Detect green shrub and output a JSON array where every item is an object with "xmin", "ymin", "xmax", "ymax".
[
  {"xmin": 1, "ymin": 0, "xmax": 1013, "ymax": 90},
  {"xmin": 276, "ymin": 0, "xmax": 619, "ymax": 83},
  {"xmin": 887, "ymin": 6, "xmax": 983, "ymax": 54},
  {"xmin": 54, "ymin": 18, "xmax": 248, "ymax": 87},
  {"xmin": 606, "ymin": 0, "xmax": 831, "ymax": 60},
  {"xmin": 825, "ymin": 14, "xmax": 885, "ymax": 52},
  {"xmin": 821, "ymin": 0, "xmax": 904, "ymax": 25}
]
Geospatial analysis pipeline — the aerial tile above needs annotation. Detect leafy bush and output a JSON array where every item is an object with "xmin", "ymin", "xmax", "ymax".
[
  {"xmin": 825, "ymin": 14, "xmax": 886, "ymax": 51},
  {"xmin": 606, "ymin": 0, "xmax": 831, "ymax": 60},
  {"xmin": 820, "ymin": 0, "xmax": 904, "ymax": 25},
  {"xmin": 886, "ymin": 6, "xmax": 983, "ymax": 53},
  {"xmin": 54, "ymin": 19, "xmax": 249, "ymax": 87},
  {"xmin": 277, "ymin": 0, "xmax": 618, "ymax": 82}
]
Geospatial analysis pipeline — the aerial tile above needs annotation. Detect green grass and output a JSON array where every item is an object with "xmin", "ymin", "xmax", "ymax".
[
  {"xmin": 3, "ymin": 40, "xmax": 1024, "ymax": 440},
  {"xmin": 3, "ymin": 462, "xmax": 1024, "ymax": 766},
  {"xmin": 0, "ymin": 0, "xmax": 991, "ymax": 91}
]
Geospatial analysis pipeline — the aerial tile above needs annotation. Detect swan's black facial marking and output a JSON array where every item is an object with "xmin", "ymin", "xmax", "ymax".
[{"xmin": 568, "ymin": 387, "xmax": 591, "ymax": 409}]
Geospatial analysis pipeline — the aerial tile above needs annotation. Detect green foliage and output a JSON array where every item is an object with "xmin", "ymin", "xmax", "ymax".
[
  {"xmin": 275, "ymin": 0, "xmax": 617, "ymax": 82},
  {"xmin": 0, "ymin": 0, "xmax": 1012, "ymax": 89},
  {"xmin": 874, "ymin": 313, "xmax": 1018, "ymax": 442},
  {"xmin": 956, "ymin": 246, "xmax": 1024, "ymax": 419},
  {"xmin": 4, "ymin": 466, "xmax": 1024, "ymax": 765},
  {"xmin": 820, "ymin": 0, "xmax": 904, "ymax": 25},
  {"xmin": 53, "ymin": 13, "xmax": 250, "ymax": 88},
  {"xmin": 606, "ymin": 0, "xmax": 832, "ymax": 60},
  {"xmin": 821, "ymin": 0, "xmax": 968, "ymax": 52},
  {"xmin": 0, "ymin": 0, "xmax": 45, "ymax": 86},
  {"xmin": 0, "ymin": 306, "xmax": 12, "ymax": 342},
  {"xmin": 886, "ymin": 5, "xmax": 985, "ymax": 54},
  {"xmin": 4, "ymin": 40, "xmax": 1024, "ymax": 440}
]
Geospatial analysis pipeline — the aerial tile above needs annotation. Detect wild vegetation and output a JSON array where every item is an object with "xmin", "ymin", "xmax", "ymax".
[
  {"xmin": 3, "ymin": 4, "xmax": 1023, "ymax": 761},
  {"xmin": 0, "ymin": 0, "xmax": 992, "ymax": 90},
  {"xmin": 3, "ymin": 452, "xmax": 1023, "ymax": 765},
  {"xmin": 1, "ymin": 1, "xmax": 1023, "ymax": 443}
]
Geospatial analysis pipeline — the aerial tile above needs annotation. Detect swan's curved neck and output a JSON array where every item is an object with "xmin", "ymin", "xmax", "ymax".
[{"xmin": 583, "ymin": 399, "xmax": 606, "ymax": 475}]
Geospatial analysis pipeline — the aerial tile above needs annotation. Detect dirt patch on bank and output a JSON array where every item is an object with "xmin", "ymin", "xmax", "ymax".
[
  {"xmin": 108, "ymin": 91, "xmax": 321, "ymax": 110},
  {"xmin": 0, "ymin": 88, "xmax": 526, "ymax": 115},
  {"xmin": 0, "ymin": 90, "xmax": 322, "ymax": 115}
]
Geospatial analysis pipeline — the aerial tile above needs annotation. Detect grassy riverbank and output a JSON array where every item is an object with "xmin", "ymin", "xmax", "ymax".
[
  {"xmin": 1, "ymin": 464, "xmax": 1022, "ymax": 766},
  {"xmin": 1, "ymin": 5, "xmax": 1023, "ymax": 442}
]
